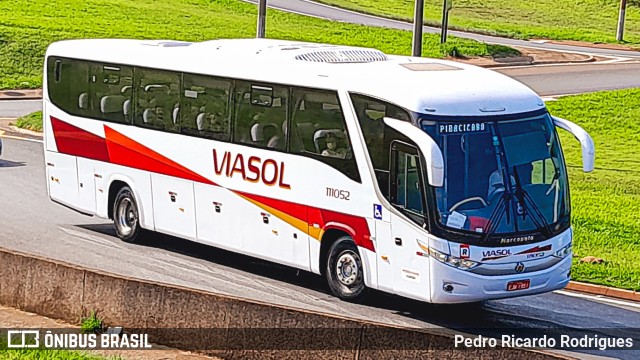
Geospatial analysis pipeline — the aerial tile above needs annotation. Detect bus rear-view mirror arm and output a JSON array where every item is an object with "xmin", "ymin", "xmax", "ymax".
[
  {"xmin": 552, "ymin": 116, "xmax": 595, "ymax": 172},
  {"xmin": 383, "ymin": 117, "xmax": 444, "ymax": 187}
]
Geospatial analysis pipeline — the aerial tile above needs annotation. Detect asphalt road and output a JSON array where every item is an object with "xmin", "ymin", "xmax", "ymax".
[
  {"xmin": 244, "ymin": 0, "xmax": 640, "ymax": 59},
  {"xmin": 0, "ymin": 100, "xmax": 42, "ymax": 118},
  {"xmin": 500, "ymin": 62, "xmax": 640, "ymax": 96},
  {"xmin": 1, "ymin": 137, "xmax": 640, "ymax": 359}
]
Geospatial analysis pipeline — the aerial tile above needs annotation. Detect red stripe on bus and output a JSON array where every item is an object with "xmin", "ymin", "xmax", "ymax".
[
  {"xmin": 242, "ymin": 191, "xmax": 374, "ymax": 252},
  {"xmin": 310, "ymin": 207, "xmax": 374, "ymax": 252},
  {"xmin": 103, "ymin": 126, "xmax": 215, "ymax": 185},
  {"xmin": 241, "ymin": 191, "xmax": 308, "ymax": 220},
  {"xmin": 50, "ymin": 116, "xmax": 110, "ymax": 162},
  {"xmin": 50, "ymin": 117, "xmax": 374, "ymax": 252}
]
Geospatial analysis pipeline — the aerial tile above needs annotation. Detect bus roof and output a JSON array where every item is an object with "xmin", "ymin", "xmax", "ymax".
[{"xmin": 45, "ymin": 38, "xmax": 545, "ymax": 117}]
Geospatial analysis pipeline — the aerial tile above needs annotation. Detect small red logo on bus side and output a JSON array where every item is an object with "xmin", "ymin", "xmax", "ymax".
[{"xmin": 460, "ymin": 244, "xmax": 470, "ymax": 259}]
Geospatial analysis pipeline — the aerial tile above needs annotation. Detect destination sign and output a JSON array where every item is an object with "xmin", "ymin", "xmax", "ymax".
[{"xmin": 438, "ymin": 123, "xmax": 487, "ymax": 134}]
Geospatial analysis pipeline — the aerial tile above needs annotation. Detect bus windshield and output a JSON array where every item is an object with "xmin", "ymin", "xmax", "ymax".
[{"xmin": 420, "ymin": 114, "xmax": 570, "ymax": 238}]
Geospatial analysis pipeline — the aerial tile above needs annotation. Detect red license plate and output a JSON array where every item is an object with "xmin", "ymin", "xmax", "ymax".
[{"xmin": 507, "ymin": 279, "xmax": 530, "ymax": 291}]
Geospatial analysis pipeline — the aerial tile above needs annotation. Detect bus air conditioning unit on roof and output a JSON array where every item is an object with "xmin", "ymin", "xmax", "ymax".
[{"xmin": 294, "ymin": 49, "xmax": 388, "ymax": 63}]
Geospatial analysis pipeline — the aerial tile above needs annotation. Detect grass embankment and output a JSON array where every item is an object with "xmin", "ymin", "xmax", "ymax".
[
  {"xmin": 0, "ymin": 349, "xmax": 111, "ymax": 360},
  {"xmin": 14, "ymin": 111, "xmax": 42, "ymax": 132},
  {"xmin": 16, "ymin": 88, "xmax": 640, "ymax": 290},
  {"xmin": 547, "ymin": 89, "xmax": 640, "ymax": 291},
  {"xmin": 0, "ymin": 0, "xmax": 517, "ymax": 90},
  {"xmin": 0, "ymin": 339, "xmax": 113, "ymax": 360},
  {"xmin": 316, "ymin": 0, "xmax": 640, "ymax": 45}
]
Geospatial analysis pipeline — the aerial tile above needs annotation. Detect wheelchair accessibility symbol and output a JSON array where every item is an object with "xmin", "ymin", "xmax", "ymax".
[{"xmin": 374, "ymin": 204, "xmax": 382, "ymax": 220}]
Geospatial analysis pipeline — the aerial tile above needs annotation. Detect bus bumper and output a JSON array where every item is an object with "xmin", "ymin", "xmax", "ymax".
[{"xmin": 429, "ymin": 254, "xmax": 572, "ymax": 304}]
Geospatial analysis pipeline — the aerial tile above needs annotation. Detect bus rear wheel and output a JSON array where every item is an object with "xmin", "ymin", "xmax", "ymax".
[
  {"xmin": 326, "ymin": 236, "xmax": 367, "ymax": 301},
  {"xmin": 113, "ymin": 186, "xmax": 143, "ymax": 243}
]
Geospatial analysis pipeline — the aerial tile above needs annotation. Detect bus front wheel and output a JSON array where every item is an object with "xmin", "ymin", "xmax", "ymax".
[
  {"xmin": 113, "ymin": 186, "xmax": 143, "ymax": 243},
  {"xmin": 326, "ymin": 237, "xmax": 367, "ymax": 301}
]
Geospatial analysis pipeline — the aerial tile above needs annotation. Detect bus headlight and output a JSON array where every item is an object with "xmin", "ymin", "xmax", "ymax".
[
  {"xmin": 554, "ymin": 243, "xmax": 572, "ymax": 258},
  {"xmin": 428, "ymin": 247, "xmax": 479, "ymax": 270}
]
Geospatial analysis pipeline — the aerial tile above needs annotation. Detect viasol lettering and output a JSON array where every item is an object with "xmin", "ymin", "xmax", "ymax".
[{"xmin": 213, "ymin": 149, "xmax": 291, "ymax": 189}]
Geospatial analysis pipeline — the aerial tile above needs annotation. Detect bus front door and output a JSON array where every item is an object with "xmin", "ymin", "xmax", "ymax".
[{"xmin": 386, "ymin": 142, "xmax": 431, "ymax": 302}]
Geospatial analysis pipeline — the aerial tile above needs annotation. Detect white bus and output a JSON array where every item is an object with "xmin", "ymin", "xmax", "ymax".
[{"xmin": 43, "ymin": 38, "xmax": 594, "ymax": 303}]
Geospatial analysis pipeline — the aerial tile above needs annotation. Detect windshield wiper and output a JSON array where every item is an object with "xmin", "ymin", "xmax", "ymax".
[
  {"xmin": 512, "ymin": 167, "xmax": 553, "ymax": 237},
  {"xmin": 481, "ymin": 191, "xmax": 507, "ymax": 242}
]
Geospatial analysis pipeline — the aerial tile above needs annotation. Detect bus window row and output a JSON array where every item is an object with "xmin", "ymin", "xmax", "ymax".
[{"xmin": 47, "ymin": 57, "xmax": 360, "ymax": 182}]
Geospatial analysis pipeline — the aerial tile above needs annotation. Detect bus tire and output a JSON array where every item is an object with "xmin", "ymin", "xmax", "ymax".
[
  {"xmin": 113, "ymin": 186, "xmax": 143, "ymax": 243},
  {"xmin": 326, "ymin": 236, "xmax": 367, "ymax": 301}
]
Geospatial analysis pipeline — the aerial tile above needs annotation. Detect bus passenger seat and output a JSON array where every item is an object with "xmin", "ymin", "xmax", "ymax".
[
  {"xmin": 250, "ymin": 123, "xmax": 264, "ymax": 144},
  {"xmin": 173, "ymin": 105, "xmax": 180, "ymax": 124},
  {"xmin": 123, "ymin": 100, "xmax": 131, "ymax": 118},
  {"xmin": 78, "ymin": 93, "xmax": 88, "ymax": 109},
  {"xmin": 267, "ymin": 136, "xmax": 281, "ymax": 149},
  {"xmin": 265, "ymin": 123, "xmax": 281, "ymax": 149},
  {"xmin": 143, "ymin": 108, "xmax": 156, "ymax": 124},
  {"xmin": 196, "ymin": 113, "xmax": 205, "ymax": 131},
  {"xmin": 100, "ymin": 95, "xmax": 126, "ymax": 114}
]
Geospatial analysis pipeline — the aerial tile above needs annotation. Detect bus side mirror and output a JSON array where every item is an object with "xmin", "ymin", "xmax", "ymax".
[
  {"xmin": 552, "ymin": 116, "xmax": 595, "ymax": 172},
  {"xmin": 383, "ymin": 117, "xmax": 444, "ymax": 187}
]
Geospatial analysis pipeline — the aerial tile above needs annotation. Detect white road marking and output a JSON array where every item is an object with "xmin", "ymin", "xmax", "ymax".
[
  {"xmin": 596, "ymin": 57, "xmax": 634, "ymax": 64},
  {"xmin": 555, "ymin": 289, "xmax": 640, "ymax": 309}
]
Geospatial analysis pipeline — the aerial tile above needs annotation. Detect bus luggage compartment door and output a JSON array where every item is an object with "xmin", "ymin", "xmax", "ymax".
[
  {"xmin": 76, "ymin": 157, "xmax": 97, "ymax": 214},
  {"xmin": 193, "ymin": 183, "xmax": 240, "ymax": 252},
  {"xmin": 151, "ymin": 174, "xmax": 197, "ymax": 240},
  {"xmin": 46, "ymin": 151, "xmax": 80, "ymax": 208}
]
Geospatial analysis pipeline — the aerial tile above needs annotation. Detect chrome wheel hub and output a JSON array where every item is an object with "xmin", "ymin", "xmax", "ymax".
[
  {"xmin": 117, "ymin": 198, "xmax": 136, "ymax": 236},
  {"xmin": 336, "ymin": 252, "xmax": 359, "ymax": 286}
]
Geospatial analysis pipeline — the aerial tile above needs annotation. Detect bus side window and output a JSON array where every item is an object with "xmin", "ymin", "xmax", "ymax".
[
  {"xmin": 290, "ymin": 87, "xmax": 360, "ymax": 182},
  {"xmin": 90, "ymin": 64, "xmax": 133, "ymax": 124},
  {"xmin": 390, "ymin": 144, "xmax": 426, "ymax": 224},
  {"xmin": 134, "ymin": 68, "xmax": 181, "ymax": 133},
  {"xmin": 47, "ymin": 57, "xmax": 90, "ymax": 117},
  {"xmin": 350, "ymin": 93, "xmax": 411, "ymax": 199},
  {"xmin": 181, "ymin": 74, "xmax": 231, "ymax": 141},
  {"xmin": 233, "ymin": 82, "xmax": 288, "ymax": 150}
]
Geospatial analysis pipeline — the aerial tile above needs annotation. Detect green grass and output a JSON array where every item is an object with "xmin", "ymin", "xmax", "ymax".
[
  {"xmin": 0, "ymin": 338, "xmax": 116, "ymax": 360},
  {"xmin": 0, "ymin": 349, "xmax": 113, "ymax": 360},
  {"xmin": 14, "ymin": 89, "xmax": 640, "ymax": 290},
  {"xmin": 315, "ymin": 0, "xmax": 640, "ymax": 45},
  {"xmin": 0, "ymin": 0, "xmax": 517, "ymax": 90},
  {"xmin": 80, "ymin": 311, "xmax": 104, "ymax": 334},
  {"xmin": 14, "ymin": 111, "xmax": 42, "ymax": 132},
  {"xmin": 547, "ymin": 89, "xmax": 640, "ymax": 291}
]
